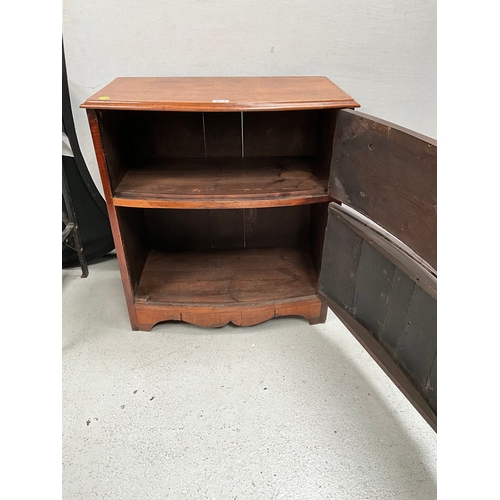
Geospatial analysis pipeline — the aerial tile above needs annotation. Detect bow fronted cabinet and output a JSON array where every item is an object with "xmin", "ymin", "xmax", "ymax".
[{"xmin": 81, "ymin": 77, "xmax": 437, "ymax": 430}]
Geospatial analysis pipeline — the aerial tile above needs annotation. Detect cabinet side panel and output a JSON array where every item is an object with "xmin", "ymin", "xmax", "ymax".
[
  {"xmin": 97, "ymin": 110, "xmax": 133, "ymax": 192},
  {"xmin": 317, "ymin": 109, "xmax": 337, "ymax": 176},
  {"xmin": 86, "ymin": 109, "xmax": 139, "ymax": 329},
  {"xmin": 115, "ymin": 207, "xmax": 149, "ymax": 293}
]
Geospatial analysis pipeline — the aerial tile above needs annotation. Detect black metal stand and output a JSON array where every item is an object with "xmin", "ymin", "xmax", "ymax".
[{"xmin": 63, "ymin": 162, "xmax": 88, "ymax": 278}]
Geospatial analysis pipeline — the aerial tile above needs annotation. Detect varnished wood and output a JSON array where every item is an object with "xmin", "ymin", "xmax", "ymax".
[
  {"xmin": 83, "ymin": 76, "xmax": 439, "ymax": 436},
  {"xmin": 86, "ymin": 109, "xmax": 139, "ymax": 329},
  {"xmin": 135, "ymin": 297, "xmax": 325, "ymax": 331},
  {"xmin": 80, "ymin": 77, "xmax": 360, "ymax": 112},
  {"xmin": 113, "ymin": 157, "xmax": 331, "ymax": 209}
]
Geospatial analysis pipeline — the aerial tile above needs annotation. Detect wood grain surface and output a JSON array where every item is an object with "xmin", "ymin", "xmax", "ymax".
[
  {"xmin": 86, "ymin": 109, "xmax": 140, "ymax": 328},
  {"xmin": 113, "ymin": 157, "xmax": 330, "ymax": 209},
  {"xmin": 135, "ymin": 247, "xmax": 318, "ymax": 305},
  {"xmin": 133, "ymin": 246, "xmax": 326, "ymax": 330},
  {"xmin": 80, "ymin": 77, "xmax": 359, "ymax": 111},
  {"xmin": 135, "ymin": 298, "xmax": 327, "ymax": 331},
  {"xmin": 330, "ymin": 109, "xmax": 437, "ymax": 270}
]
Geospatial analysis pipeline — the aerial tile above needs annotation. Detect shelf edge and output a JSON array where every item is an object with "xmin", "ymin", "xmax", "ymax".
[{"xmin": 113, "ymin": 194, "xmax": 333, "ymax": 209}]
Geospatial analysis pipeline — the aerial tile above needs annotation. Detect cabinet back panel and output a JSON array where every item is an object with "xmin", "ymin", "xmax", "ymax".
[
  {"xmin": 204, "ymin": 112, "xmax": 242, "ymax": 157},
  {"xmin": 98, "ymin": 109, "xmax": 334, "ymax": 171},
  {"xmin": 98, "ymin": 110, "xmax": 205, "ymax": 161},
  {"xmin": 243, "ymin": 110, "xmax": 320, "ymax": 157},
  {"xmin": 143, "ymin": 206, "xmax": 310, "ymax": 252}
]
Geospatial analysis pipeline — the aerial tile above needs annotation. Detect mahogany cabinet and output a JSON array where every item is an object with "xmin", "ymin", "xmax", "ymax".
[{"xmin": 81, "ymin": 77, "xmax": 437, "ymax": 430}]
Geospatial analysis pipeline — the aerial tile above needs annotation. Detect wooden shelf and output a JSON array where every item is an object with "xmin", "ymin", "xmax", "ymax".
[
  {"xmin": 113, "ymin": 157, "xmax": 331, "ymax": 208},
  {"xmin": 135, "ymin": 247, "xmax": 318, "ymax": 306}
]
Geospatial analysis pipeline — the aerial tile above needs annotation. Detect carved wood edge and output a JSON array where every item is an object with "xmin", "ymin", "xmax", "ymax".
[{"xmin": 134, "ymin": 298, "xmax": 327, "ymax": 331}]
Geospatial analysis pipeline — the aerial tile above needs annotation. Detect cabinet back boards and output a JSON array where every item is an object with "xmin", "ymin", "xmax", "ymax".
[{"xmin": 81, "ymin": 77, "xmax": 437, "ymax": 430}]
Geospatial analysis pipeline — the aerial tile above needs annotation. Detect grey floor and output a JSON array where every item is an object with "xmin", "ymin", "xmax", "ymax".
[{"xmin": 62, "ymin": 254, "xmax": 436, "ymax": 500}]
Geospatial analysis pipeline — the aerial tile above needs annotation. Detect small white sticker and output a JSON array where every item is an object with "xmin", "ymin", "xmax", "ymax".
[{"xmin": 212, "ymin": 99, "xmax": 229, "ymax": 103}]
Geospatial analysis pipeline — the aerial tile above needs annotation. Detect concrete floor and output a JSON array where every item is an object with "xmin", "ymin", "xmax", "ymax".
[{"xmin": 62, "ymin": 254, "xmax": 437, "ymax": 500}]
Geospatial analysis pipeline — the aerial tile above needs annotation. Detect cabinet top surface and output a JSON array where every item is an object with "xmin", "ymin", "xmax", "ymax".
[{"xmin": 80, "ymin": 76, "xmax": 359, "ymax": 111}]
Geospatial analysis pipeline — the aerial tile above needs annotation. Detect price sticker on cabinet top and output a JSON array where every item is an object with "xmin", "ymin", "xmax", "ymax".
[{"xmin": 212, "ymin": 99, "xmax": 229, "ymax": 103}]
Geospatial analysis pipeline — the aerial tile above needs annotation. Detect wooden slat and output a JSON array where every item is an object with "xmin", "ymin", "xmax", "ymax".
[
  {"xmin": 353, "ymin": 241, "xmax": 396, "ymax": 340},
  {"xmin": 422, "ymin": 356, "xmax": 437, "ymax": 414},
  {"xmin": 379, "ymin": 268, "xmax": 415, "ymax": 357},
  {"xmin": 113, "ymin": 157, "xmax": 330, "ymax": 209},
  {"xmin": 135, "ymin": 247, "xmax": 318, "ymax": 305},
  {"xmin": 80, "ymin": 77, "xmax": 360, "ymax": 112},
  {"xmin": 397, "ymin": 285, "xmax": 437, "ymax": 394},
  {"xmin": 318, "ymin": 209, "xmax": 363, "ymax": 311},
  {"xmin": 330, "ymin": 109, "xmax": 437, "ymax": 270}
]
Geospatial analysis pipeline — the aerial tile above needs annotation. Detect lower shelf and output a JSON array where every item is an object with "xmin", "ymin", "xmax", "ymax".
[{"xmin": 133, "ymin": 247, "xmax": 326, "ymax": 330}]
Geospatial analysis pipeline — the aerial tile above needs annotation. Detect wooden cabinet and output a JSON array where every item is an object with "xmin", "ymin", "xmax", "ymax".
[{"xmin": 82, "ymin": 77, "xmax": 437, "ymax": 430}]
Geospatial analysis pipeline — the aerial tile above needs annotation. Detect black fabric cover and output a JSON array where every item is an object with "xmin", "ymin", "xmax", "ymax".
[{"xmin": 62, "ymin": 42, "xmax": 114, "ymax": 267}]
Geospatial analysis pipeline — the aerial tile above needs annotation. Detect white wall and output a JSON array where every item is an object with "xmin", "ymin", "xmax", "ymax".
[{"xmin": 62, "ymin": 0, "xmax": 436, "ymax": 196}]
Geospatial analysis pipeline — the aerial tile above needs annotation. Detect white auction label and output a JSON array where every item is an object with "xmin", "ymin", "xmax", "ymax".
[{"xmin": 212, "ymin": 99, "xmax": 229, "ymax": 103}]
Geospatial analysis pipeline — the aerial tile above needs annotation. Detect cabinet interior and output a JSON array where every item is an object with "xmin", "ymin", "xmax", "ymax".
[
  {"xmin": 97, "ymin": 109, "xmax": 336, "ymax": 204},
  {"xmin": 96, "ymin": 106, "xmax": 336, "ymax": 311},
  {"xmin": 116, "ymin": 203, "xmax": 329, "ymax": 306}
]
